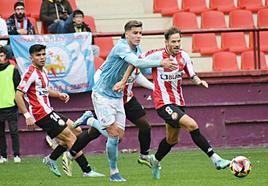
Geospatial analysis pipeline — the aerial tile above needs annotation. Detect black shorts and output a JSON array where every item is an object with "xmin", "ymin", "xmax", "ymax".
[
  {"xmin": 124, "ymin": 96, "xmax": 146, "ymax": 123},
  {"xmin": 157, "ymin": 104, "xmax": 186, "ymax": 128},
  {"xmin": 35, "ymin": 111, "xmax": 68, "ymax": 138}
]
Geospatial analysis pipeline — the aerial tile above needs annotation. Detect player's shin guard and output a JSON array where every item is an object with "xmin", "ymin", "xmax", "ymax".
[
  {"xmin": 190, "ymin": 128, "xmax": 214, "ymax": 157},
  {"xmin": 155, "ymin": 138, "xmax": 174, "ymax": 161},
  {"xmin": 106, "ymin": 137, "xmax": 119, "ymax": 173}
]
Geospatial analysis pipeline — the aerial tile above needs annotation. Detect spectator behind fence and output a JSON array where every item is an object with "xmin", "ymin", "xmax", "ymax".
[
  {"xmin": 40, "ymin": 0, "xmax": 73, "ymax": 33},
  {"xmin": 0, "ymin": 47, "xmax": 21, "ymax": 164},
  {"xmin": 6, "ymin": 1, "xmax": 35, "ymax": 35},
  {"xmin": 66, "ymin": 9, "xmax": 100, "ymax": 57},
  {"xmin": 0, "ymin": 17, "xmax": 12, "ymax": 59}
]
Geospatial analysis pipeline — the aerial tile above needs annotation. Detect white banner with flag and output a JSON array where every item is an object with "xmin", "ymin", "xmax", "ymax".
[{"xmin": 10, "ymin": 32, "xmax": 95, "ymax": 93}]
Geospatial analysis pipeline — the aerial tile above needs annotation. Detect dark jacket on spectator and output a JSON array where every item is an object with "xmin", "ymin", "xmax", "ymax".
[
  {"xmin": 66, "ymin": 22, "xmax": 91, "ymax": 33},
  {"xmin": 66, "ymin": 22, "xmax": 95, "ymax": 44},
  {"xmin": 40, "ymin": 0, "xmax": 72, "ymax": 28},
  {"xmin": 6, "ymin": 14, "xmax": 35, "ymax": 35}
]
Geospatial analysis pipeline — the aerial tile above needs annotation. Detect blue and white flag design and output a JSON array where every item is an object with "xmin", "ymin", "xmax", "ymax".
[{"xmin": 10, "ymin": 32, "xmax": 95, "ymax": 93}]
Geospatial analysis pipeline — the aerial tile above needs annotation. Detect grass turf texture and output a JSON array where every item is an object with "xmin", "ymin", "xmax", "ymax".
[{"xmin": 0, "ymin": 148, "xmax": 267, "ymax": 186}]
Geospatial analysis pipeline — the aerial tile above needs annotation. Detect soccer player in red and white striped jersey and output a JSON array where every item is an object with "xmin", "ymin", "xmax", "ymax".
[
  {"xmin": 15, "ymin": 44, "xmax": 104, "ymax": 177},
  {"xmin": 116, "ymin": 27, "xmax": 230, "ymax": 180}
]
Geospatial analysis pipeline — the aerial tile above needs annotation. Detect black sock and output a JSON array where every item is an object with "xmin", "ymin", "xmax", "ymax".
[
  {"xmin": 139, "ymin": 128, "xmax": 151, "ymax": 155},
  {"xmin": 190, "ymin": 128, "xmax": 214, "ymax": 157},
  {"xmin": 155, "ymin": 138, "xmax": 174, "ymax": 161},
  {"xmin": 75, "ymin": 154, "xmax": 91, "ymax": 173},
  {"xmin": 49, "ymin": 145, "xmax": 67, "ymax": 160},
  {"xmin": 69, "ymin": 130, "xmax": 93, "ymax": 157}
]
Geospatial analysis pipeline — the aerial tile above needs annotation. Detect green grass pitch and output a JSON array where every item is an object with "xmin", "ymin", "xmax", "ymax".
[{"xmin": 0, "ymin": 148, "xmax": 267, "ymax": 186}]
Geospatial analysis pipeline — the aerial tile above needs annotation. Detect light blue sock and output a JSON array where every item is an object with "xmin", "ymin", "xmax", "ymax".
[
  {"xmin": 91, "ymin": 120, "xmax": 109, "ymax": 138},
  {"xmin": 106, "ymin": 137, "xmax": 119, "ymax": 170}
]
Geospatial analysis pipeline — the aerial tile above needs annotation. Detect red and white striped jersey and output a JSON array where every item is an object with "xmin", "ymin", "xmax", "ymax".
[
  {"xmin": 142, "ymin": 48, "xmax": 196, "ymax": 109},
  {"xmin": 123, "ymin": 68, "xmax": 140, "ymax": 103},
  {"xmin": 95, "ymin": 66, "xmax": 140, "ymax": 104},
  {"xmin": 17, "ymin": 65, "xmax": 53, "ymax": 122}
]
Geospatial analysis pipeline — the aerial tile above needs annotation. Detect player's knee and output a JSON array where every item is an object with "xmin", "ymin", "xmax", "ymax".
[
  {"xmin": 64, "ymin": 130, "xmax": 76, "ymax": 143},
  {"xmin": 166, "ymin": 136, "xmax": 179, "ymax": 145},
  {"xmin": 74, "ymin": 127, "xmax": 82, "ymax": 135},
  {"xmin": 187, "ymin": 119, "xmax": 199, "ymax": 132},
  {"xmin": 107, "ymin": 124, "xmax": 118, "ymax": 134}
]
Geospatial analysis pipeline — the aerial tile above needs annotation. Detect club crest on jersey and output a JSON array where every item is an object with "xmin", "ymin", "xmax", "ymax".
[
  {"xmin": 171, "ymin": 112, "xmax": 178, "ymax": 120},
  {"xmin": 58, "ymin": 119, "xmax": 65, "ymax": 126}
]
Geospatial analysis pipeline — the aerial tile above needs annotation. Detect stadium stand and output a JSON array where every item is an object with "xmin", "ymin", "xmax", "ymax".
[
  {"xmin": 257, "ymin": 8, "xmax": 268, "ymax": 27},
  {"xmin": 153, "ymin": 0, "xmax": 180, "ymax": 16},
  {"xmin": 24, "ymin": 0, "xmax": 42, "ymax": 20},
  {"xmin": 229, "ymin": 9, "xmax": 255, "ymax": 28},
  {"xmin": 192, "ymin": 33, "xmax": 221, "ymax": 55},
  {"xmin": 0, "ymin": 0, "xmax": 17, "ymax": 19},
  {"xmin": 181, "ymin": 0, "xmax": 210, "ymax": 14},
  {"xmin": 172, "ymin": 12, "xmax": 198, "ymax": 29},
  {"xmin": 249, "ymin": 31, "xmax": 268, "ymax": 52},
  {"xmin": 209, "ymin": 0, "xmax": 237, "ymax": 13},
  {"xmin": 241, "ymin": 50, "xmax": 267, "ymax": 70},
  {"xmin": 83, "ymin": 15, "xmax": 114, "ymax": 59},
  {"xmin": 237, "ymin": 0, "xmax": 264, "ymax": 12},
  {"xmin": 84, "ymin": 15, "xmax": 97, "ymax": 32},
  {"xmin": 212, "ymin": 51, "xmax": 239, "ymax": 71},
  {"xmin": 68, "ymin": 0, "xmax": 78, "ymax": 10},
  {"xmin": 94, "ymin": 37, "xmax": 114, "ymax": 59},
  {"xmin": 201, "ymin": 10, "xmax": 227, "ymax": 29},
  {"xmin": 221, "ymin": 32, "xmax": 249, "ymax": 53}
]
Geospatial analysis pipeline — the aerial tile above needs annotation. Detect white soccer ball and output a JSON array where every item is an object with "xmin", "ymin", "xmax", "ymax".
[{"xmin": 230, "ymin": 156, "xmax": 252, "ymax": 178}]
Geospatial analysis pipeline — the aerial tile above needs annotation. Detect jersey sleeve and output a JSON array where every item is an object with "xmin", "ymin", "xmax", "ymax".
[
  {"xmin": 181, "ymin": 51, "xmax": 196, "ymax": 78},
  {"xmin": 116, "ymin": 45, "xmax": 162, "ymax": 68},
  {"xmin": 17, "ymin": 69, "xmax": 35, "ymax": 93}
]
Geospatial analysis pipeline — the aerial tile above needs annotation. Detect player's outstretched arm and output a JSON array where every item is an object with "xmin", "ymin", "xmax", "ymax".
[
  {"xmin": 124, "ymin": 53, "xmax": 177, "ymax": 70},
  {"xmin": 15, "ymin": 90, "xmax": 35, "ymax": 129},
  {"xmin": 48, "ymin": 88, "xmax": 70, "ymax": 103},
  {"xmin": 191, "ymin": 75, "xmax": 208, "ymax": 88},
  {"xmin": 113, "ymin": 64, "xmax": 135, "ymax": 92}
]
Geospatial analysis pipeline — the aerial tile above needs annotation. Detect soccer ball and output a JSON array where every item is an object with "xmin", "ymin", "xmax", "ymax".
[{"xmin": 230, "ymin": 156, "xmax": 252, "ymax": 178}]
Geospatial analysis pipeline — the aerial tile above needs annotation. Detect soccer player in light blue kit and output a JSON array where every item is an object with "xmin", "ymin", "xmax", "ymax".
[{"xmin": 73, "ymin": 20, "xmax": 176, "ymax": 182}]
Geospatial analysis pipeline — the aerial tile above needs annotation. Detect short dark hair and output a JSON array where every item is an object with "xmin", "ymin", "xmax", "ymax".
[
  {"xmin": 121, "ymin": 20, "xmax": 143, "ymax": 38},
  {"xmin": 0, "ymin": 47, "xmax": 7, "ymax": 55},
  {"xmin": 29, "ymin": 44, "xmax": 46, "ymax": 55},
  {"xmin": 14, "ymin": 1, "xmax": 24, "ymax": 10},
  {"xmin": 164, "ymin": 27, "xmax": 181, "ymax": 41},
  {"xmin": 73, "ymin": 9, "xmax": 84, "ymax": 17}
]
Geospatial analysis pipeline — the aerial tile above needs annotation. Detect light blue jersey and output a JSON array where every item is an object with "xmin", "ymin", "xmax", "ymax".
[{"xmin": 93, "ymin": 39, "xmax": 161, "ymax": 98}]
